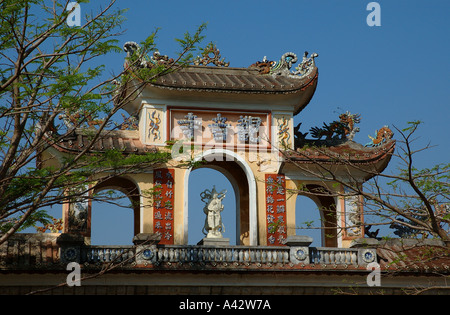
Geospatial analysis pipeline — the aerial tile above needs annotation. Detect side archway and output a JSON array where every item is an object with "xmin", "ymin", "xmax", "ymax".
[
  {"xmin": 295, "ymin": 195, "xmax": 322, "ymax": 247},
  {"xmin": 90, "ymin": 176, "xmax": 141, "ymax": 245},
  {"xmin": 295, "ymin": 184, "xmax": 338, "ymax": 247}
]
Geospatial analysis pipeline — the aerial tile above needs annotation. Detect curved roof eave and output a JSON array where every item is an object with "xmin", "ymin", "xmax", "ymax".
[
  {"xmin": 123, "ymin": 65, "xmax": 318, "ymax": 114},
  {"xmin": 281, "ymin": 140, "xmax": 396, "ymax": 181}
]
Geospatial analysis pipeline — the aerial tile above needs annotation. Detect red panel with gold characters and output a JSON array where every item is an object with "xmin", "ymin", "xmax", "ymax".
[
  {"xmin": 153, "ymin": 168, "xmax": 175, "ymax": 245},
  {"xmin": 265, "ymin": 174, "xmax": 287, "ymax": 246}
]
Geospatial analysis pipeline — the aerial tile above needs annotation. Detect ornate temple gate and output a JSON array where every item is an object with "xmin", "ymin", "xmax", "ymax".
[
  {"xmin": 0, "ymin": 46, "xmax": 418, "ymax": 296},
  {"xmin": 54, "ymin": 48, "xmax": 395, "ymax": 248},
  {"xmin": 8, "ymin": 38, "xmax": 450, "ymax": 298}
]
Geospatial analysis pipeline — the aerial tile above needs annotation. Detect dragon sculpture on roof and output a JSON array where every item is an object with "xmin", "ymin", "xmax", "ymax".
[
  {"xmin": 250, "ymin": 51, "xmax": 318, "ymax": 78},
  {"xmin": 309, "ymin": 112, "xmax": 361, "ymax": 141}
]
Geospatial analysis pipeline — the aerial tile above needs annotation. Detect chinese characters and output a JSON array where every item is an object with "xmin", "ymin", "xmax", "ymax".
[
  {"xmin": 265, "ymin": 174, "xmax": 287, "ymax": 245},
  {"xmin": 153, "ymin": 169, "xmax": 175, "ymax": 244}
]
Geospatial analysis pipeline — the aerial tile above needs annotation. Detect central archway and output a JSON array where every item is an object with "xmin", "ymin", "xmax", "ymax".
[
  {"xmin": 183, "ymin": 149, "xmax": 258, "ymax": 245},
  {"xmin": 188, "ymin": 168, "xmax": 236, "ymax": 244}
]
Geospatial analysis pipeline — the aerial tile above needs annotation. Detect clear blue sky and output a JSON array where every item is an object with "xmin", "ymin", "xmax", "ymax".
[
  {"xmin": 112, "ymin": 0, "xmax": 449, "ymax": 165},
  {"xmin": 33, "ymin": 1, "xmax": 450, "ymax": 246}
]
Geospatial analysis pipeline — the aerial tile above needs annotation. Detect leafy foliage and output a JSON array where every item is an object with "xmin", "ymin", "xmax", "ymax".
[
  {"xmin": 0, "ymin": 0, "xmax": 207, "ymax": 243},
  {"xmin": 287, "ymin": 120, "xmax": 449, "ymax": 242}
]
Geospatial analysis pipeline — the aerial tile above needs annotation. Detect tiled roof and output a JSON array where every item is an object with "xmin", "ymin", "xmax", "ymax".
[
  {"xmin": 285, "ymin": 140, "xmax": 396, "ymax": 165},
  {"xmin": 123, "ymin": 62, "xmax": 318, "ymax": 115},
  {"xmin": 51, "ymin": 129, "xmax": 157, "ymax": 155},
  {"xmin": 149, "ymin": 65, "xmax": 318, "ymax": 95},
  {"xmin": 376, "ymin": 240, "xmax": 450, "ymax": 273}
]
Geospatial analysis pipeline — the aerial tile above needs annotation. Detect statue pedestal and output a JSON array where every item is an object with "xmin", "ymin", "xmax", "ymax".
[
  {"xmin": 198, "ymin": 237, "xmax": 230, "ymax": 246},
  {"xmin": 284, "ymin": 235, "xmax": 314, "ymax": 247}
]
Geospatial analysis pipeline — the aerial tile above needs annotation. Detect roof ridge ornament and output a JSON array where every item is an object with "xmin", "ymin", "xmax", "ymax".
[
  {"xmin": 194, "ymin": 42, "xmax": 230, "ymax": 67},
  {"xmin": 123, "ymin": 41, "xmax": 174, "ymax": 68},
  {"xmin": 308, "ymin": 111, "xmax": 361, "ymax": 141},
  {"xmin": 291, "ymin": 51, "xmax": 318, "ymax": 77},
  {"xmin": 270, "ymin": 52, "xmax": 298, "ymax": 76},
  {"xmin": 365, "ymin": 126, "xmax": 394, "ymax": 147},
  {"xmin": 250, "ymin": 51, "xmax": 318, "ymax": 78}
]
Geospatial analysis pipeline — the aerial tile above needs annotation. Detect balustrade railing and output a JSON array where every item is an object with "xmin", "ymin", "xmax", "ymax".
[
  {"xmin": 0, "ymin": 234, "xmax": 376, "ymax": 268},
  {"xmin": 150, "ymin": 245, "xmax": 290, "ymax": 264},
  {"xmin": 77, "ymin": 245, "xmax": 365, "ymax": 266},
  {"xmin": 309, "ymin": 247, "xmax": 359, "ymax": 266},
  {"xmin": 81, "ymin": 246, "xmax": 135, "ymax": 264}
]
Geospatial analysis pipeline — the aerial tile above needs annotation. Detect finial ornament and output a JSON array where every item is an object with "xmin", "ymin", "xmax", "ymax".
[{"xmin": 194, "ymin": 43, "xmax": 230, "ymax": 67}]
